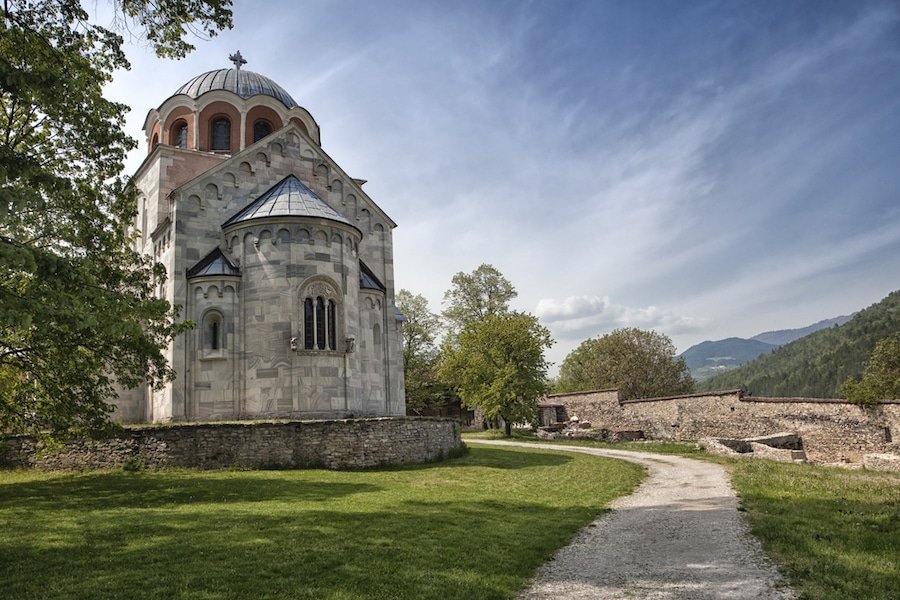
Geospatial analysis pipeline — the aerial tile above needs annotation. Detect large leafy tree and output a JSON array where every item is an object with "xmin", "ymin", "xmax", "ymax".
[
  {"xmin": 440, "ymin": 311, "xmax": 552, "ymax": 436},
  {"xmin": 0, "ymin": 0, "xmax": 232, "ymax": 438},
  {"xmin": 557, "ymin": 327, "xmax": 694, "ymax": 400},
  {"xmin": 396, "ymin": 289, "xmax": 451, "ymax": 414},
  {"xmin": 441, "ymin": 263, "xmax": 516, "ymax": 334},
  {"xmin": 840, "ymin": 333, "xmax": 900, "ymax": 405}
]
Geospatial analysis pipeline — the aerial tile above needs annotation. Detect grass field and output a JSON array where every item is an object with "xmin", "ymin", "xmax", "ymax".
[
  {"xmin": 731, "ymin": 459, "xmax": 899, "ymax": 600},
  {"xmin": 0, "ymin": 445, "xmax": 644, "ymax": 600},
  {"xmin": 463, "ymin": 430, "xmax": 900, "ymax": 600}
]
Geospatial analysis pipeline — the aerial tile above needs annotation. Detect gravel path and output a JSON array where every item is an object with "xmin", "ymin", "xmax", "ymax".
[{"xmin": 472, "ymin": 440, "xmax": 795, "ymax": 600}]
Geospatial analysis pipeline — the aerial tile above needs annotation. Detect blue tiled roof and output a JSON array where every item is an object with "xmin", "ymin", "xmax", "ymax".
[
  {"xmin": 223, "ymin": 175, "xmax": 355, "ymax": 229},
  {"xmin": 186, "ymin": 247, "xmax": 241, "ymax": 279},
  {"xmin": 359, "ymin": 260, "xmax": 385, "ymax": 292},
  {"xmin": 174, "ymin": 69, "xmax": 298, "ymax": 108}
]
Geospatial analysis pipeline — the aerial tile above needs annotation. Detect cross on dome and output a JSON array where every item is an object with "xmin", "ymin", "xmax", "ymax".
[{"xmin": 228, "ymin": 50, "xmax": 247, "ymax": 72}]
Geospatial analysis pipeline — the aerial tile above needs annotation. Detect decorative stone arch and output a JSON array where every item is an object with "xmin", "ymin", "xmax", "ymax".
[
  {"xmin": 245, "ymin": 105, "xmax": 283, "ymax": 147},
  {"xmin": 298, "ymin": 276, "xmax": 343, "ymax": 352},
  {"xmin": 198, "ymin": 101, "xmax": 241, "ymax": 152},
  {"xmin": 289, "ymin": 116, "xmax": 310, "ymax": 138},
  {"xmin": 199, "ymin": 307, "xmax": 226, "ymax": 355}
]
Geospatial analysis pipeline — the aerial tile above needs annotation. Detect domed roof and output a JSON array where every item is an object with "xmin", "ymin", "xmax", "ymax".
[{"xmin": 174, "ymin": 67, "xmax": 298, "ymax": 108}]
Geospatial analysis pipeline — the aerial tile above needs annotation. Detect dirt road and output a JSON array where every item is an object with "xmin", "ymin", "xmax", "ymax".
[{"xmin": 472, "ymin": 440, "xmax": 795, "ymax": 600}]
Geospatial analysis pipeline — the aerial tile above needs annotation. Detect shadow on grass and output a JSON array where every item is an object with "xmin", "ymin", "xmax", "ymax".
[
  {"xmin": 0, "ymin": 472, "xmax": 381, "ymax": 511},
  {"xmin": 439, "ymin": 446, "xmax": 572, "ymax": 470},
  {"xmin": 0, "ymin": 495, "xmax": 598, "ymax": 600}
]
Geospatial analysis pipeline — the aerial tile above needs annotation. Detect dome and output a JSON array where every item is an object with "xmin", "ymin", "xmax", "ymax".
[{"xmin": 174, "ymin": 68, "xmax": 299, "ymax": 108}]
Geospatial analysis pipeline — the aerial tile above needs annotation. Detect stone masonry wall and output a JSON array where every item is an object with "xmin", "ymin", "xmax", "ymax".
[
  {"xmin": 547, "ymin": 389, "xmax": 899, "ymax": 464},
  {"xmin": 1, "ymin": 417, "xmax": 461, "ymax": 471}
]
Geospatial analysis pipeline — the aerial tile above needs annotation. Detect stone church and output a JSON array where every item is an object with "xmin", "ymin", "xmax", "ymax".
[{"xmin": 111, "ymin": 54, "xmax": 405, "ymax": 423}]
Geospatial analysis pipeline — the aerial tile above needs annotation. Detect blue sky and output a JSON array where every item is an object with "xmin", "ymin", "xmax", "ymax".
[{"xmin": 106, "ymin": 0, "xmax": 900, "ymax": 373}]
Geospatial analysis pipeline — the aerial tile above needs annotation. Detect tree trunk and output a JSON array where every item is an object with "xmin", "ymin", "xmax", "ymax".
[{"xmin": 504, "ymin": 418, "xmax": 511, "ymax": 437}]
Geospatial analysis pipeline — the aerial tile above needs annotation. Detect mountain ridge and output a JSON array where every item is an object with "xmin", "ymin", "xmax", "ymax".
[{"xmin": 681, "ymin": 314, "xmax": 854, "ymax": 381}]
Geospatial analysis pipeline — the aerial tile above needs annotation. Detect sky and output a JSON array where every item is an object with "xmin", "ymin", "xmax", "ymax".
[{"xmin": 103, "ymin": 0, "xmax": 900, "ymax": 375}]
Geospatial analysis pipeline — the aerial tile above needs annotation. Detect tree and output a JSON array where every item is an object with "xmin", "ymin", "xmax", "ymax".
[
  {"xmin": 557, "ymin": 328, "xmax": 694, "ymax": 400},
  {"xmin": 0, "ymin": 1, "xmax": 232, "ymax": 438},
  {"xmin": 439, "ymin": 312, "xmax": 552, "ymax": 436},
  {"xmin": 840, "ymin": 333, "xmax": 900, "ymax": 405},
  {"xmin": 396, "ymin": 289, "xmax": 450, "ymax": 413},
  {"xmin": 441, "ymin": 263, "xmax": 516, "ymax": 334}
]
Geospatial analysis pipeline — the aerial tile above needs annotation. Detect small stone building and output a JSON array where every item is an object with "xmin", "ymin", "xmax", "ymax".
[{"xmin": 111, "ymin": 55, "xmax": 405, "ymax": 423}]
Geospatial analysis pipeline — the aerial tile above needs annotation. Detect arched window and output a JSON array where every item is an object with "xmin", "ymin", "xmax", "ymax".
[
  {"xmin": 202, "ymin": 311, "xmax": 224, "ymax": 352},
  {"xmin": 373, "ymin": 323, "xmax": 382, "ymax": 359},
  {"xmin": 211, "ymin": 117, "xmax": 231, "ymax": 152},
  {"xmin": 328, "ymin": 300, "xmax": 336, "ymax": 350},
  {"xmin": 253, "ymin": 119, "xmax": 273, "ymax": 143},
  {"xmin": 150, "ymin": 133, "xmax": 159, "ymax": 150},
  {"xmin": 303, "ymin": 298, "xmax": 314, "ymax": 350},
  {"xmin": 171, "ymin": 120, "xmax": 188, "ymax": 148},
  {"xmin": 301, "ymin": 282, "xmax": 340, "ymax": 351}
]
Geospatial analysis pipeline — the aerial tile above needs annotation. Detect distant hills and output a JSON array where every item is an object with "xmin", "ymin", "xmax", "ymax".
[
  {"xmin": 696, "ymin": 289, "xmax": 900, "ymax": 398},
  {"xmin": 750, "ymin": 315, "xmax": 854, "ymax": 346},
  {"xmin": 681, "ymin": 315, "xmax": 853, "ymax": 381}
]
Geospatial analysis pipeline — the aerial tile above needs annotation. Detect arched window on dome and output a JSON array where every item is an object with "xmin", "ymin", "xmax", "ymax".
[
  {"xmin": 253, "ymin": 119, "xmax": 273, "ymax": 143},
  {"xmin": 211, "ymin": 117, "xmax": 231, "ymax": 152},
  {"xmin": 171, "ymin": 120, "xmax": 188, "ymax": 149},
  {"xmin": 150, "ymin": 133, "xmax": 159, "ymax": 151}
]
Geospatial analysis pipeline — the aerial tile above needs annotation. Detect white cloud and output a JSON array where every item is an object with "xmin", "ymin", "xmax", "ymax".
[{"xmin": 535, "ymin": 295, "xmax": 710, "ymax": 340}]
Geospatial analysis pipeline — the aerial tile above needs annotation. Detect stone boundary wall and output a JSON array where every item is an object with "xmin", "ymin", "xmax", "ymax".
[
  {"xmin": 0, "ymin": 417, "xmax": 462, "ymax": 471},
  {"xmin": 545, "ymin": 389, "xmax": 899, "ymax": 464}
]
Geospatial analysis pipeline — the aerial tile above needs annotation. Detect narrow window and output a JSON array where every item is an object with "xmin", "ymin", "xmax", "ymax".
[
  {"xmin": 373, "ymin": 323, "xmax": 382, "ymax": 358},
  {"xmin": 211, "ymin": 117, "xmax": 231, "ymax": 151},
  {"xmin": 328, "ymin": 300, "xmax": 336, "ymax": 350},
  {"xmin": 253, "ymin": 120, "xmax": 273, "ymax": 143},
  {"xmin": 203, "ymin": 312, "xmax": 223, "ymax": 351},
  {"xmin": 304, "ymin": 298, "xmax": 314, "ymax": 350},
  {"xmin": 316, "ymin": 297, "xmax": 326, "ymax": 350},
  {"xmin": 174, "ymin": 122, "xmax": 188, "ymax": 148},
  {"xmin": 151, "ymin": 133, "xmax": 159, "ymax": 150}
]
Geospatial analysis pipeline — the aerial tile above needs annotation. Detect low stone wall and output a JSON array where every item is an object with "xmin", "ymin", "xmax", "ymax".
[
  {"xmin": 0, "ymin": 417, "xmax": 462, "ymax": 471},
  {"xmin": 546, "ymin": 389, "xmax": 899, "ymax": 465}
]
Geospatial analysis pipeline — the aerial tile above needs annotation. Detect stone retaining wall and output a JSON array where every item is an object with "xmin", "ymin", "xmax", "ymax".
[
  {"xmin": 0, "ymin": 417, "xmax": 462, "ymax": 471},
  {"xmin": 544, "ymin": 389, "xmax": 899, "ymax": 464}
]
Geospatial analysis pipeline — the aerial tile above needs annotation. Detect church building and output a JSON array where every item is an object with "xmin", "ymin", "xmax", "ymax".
[{"xmin": 111, "ymin": 54, "xmax": 406, "ymax": 423}]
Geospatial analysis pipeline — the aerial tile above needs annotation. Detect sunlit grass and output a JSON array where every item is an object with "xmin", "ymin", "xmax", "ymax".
[
  {"xmin": 0, "ymin": 445, "xmax": 643, "ymax": 600},
  {"xmin": 729, "ymin": 460, "xmax": 899, "ymax": 600}
]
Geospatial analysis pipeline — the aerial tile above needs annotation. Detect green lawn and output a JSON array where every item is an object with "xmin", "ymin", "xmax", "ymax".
[
  {"xmin": 0, "ymin": 445, "xmax": 644, "ymax": 600},
  {"xmin": 463, "ymin": 428, "xmax": 704, "ymax": 455},
  {"xmin": 464, "ymin": 430, "xmax": 900, "ymax": 600},
  {"xmin": 730, "ymin": 459, "xmax": 899, "ymax": 600}
]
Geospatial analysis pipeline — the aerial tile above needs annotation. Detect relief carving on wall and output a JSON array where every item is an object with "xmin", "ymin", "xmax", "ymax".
[{"xmin": 306, "ymin": 281, "xmax": 338, "ymax": 300}]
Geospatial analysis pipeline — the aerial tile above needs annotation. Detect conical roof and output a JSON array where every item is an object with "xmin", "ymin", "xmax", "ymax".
[
  {"xmin": 186, "ymin": 247, "xmax": 241, "ymax": 279},
  {"xmin": 223, "ymin": 175, "xmax": 358, "ymax": 232}
]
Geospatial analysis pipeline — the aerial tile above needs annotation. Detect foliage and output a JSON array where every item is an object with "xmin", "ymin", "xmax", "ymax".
[
  {"xmin": 440, "ymin": 312, "xmax": 552, "ymax": 435},
  {"xmin": 441, "ymin": 263, "xmax": 516, "ymax": 334},
  {"xmin": 700, "ymin": 289, "xmax": 900, "ymax": 398},
  {"xmin": 556, "ymin": 327, "xmax": 693, "ymax": 399},
  {"xmin": 840, "ymin": 333, "xmax": 900, "ymax": 405},
  {"xmin": 396, "ymin": 289, "xmax": 452, "ymax": 413},
  {"xmin": 0, "ymin": 446, "xmax": 644, "ymax": 600},
  {"xmin": 0, "ymin": 1, "xmax": 232, "ymax": 438}
]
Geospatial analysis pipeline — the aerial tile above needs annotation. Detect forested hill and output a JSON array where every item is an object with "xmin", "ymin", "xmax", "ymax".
[{"xmin": 698, "ymin": 289, "xmax": 900, "ymax": 398}]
